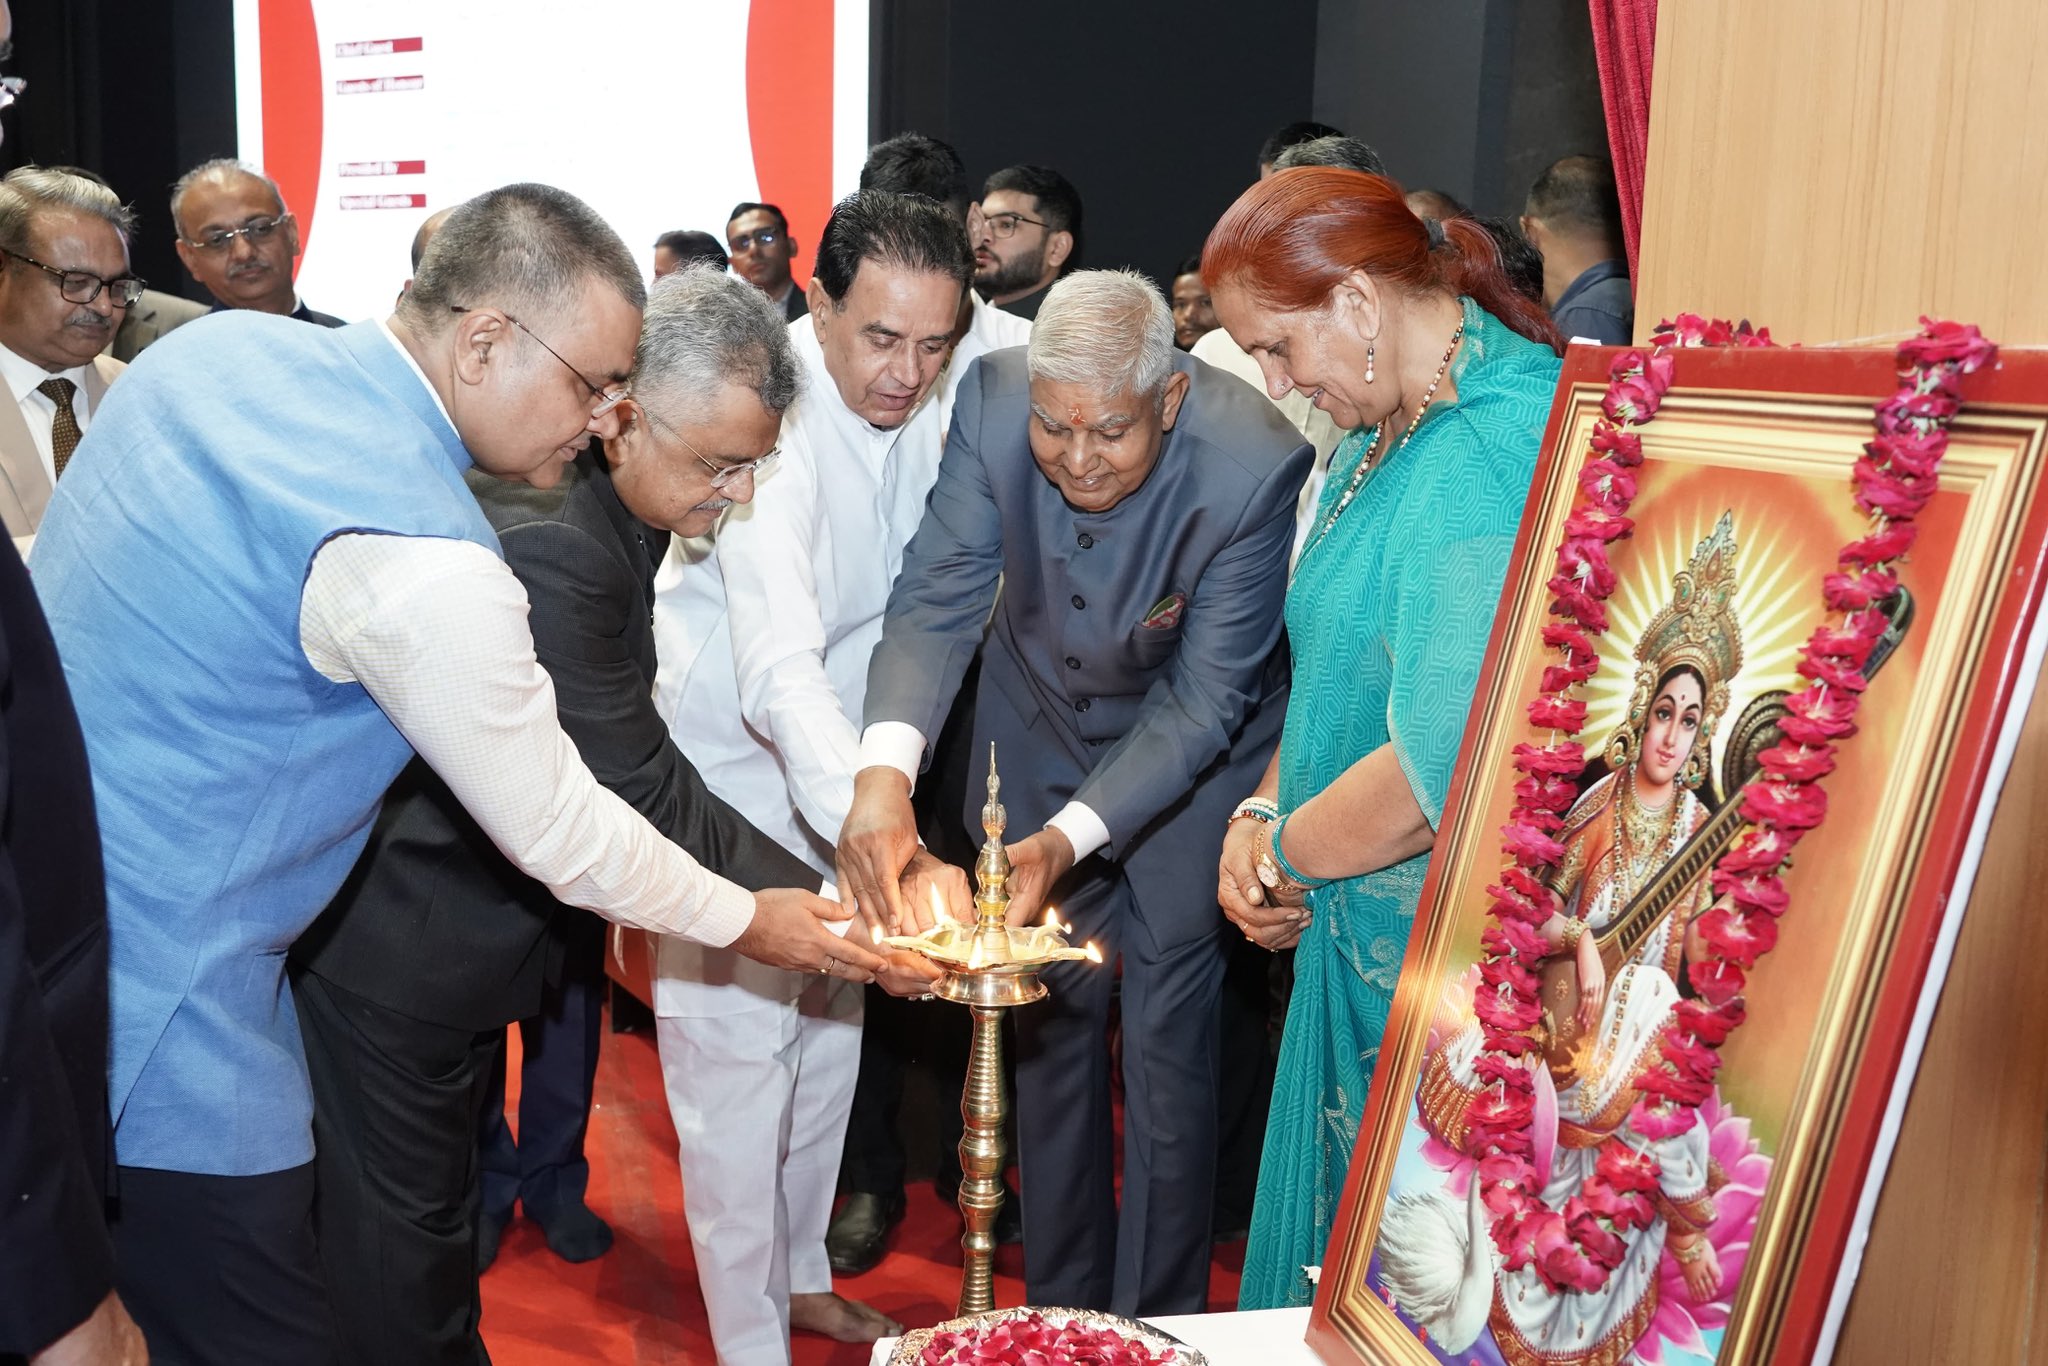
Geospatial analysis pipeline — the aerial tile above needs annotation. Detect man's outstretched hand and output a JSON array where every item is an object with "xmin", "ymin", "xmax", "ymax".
[
  {"xmin": 1001, "ymin": 828, "xmax": 1075, "ymax": 927},
  {"xmin": 836, "ymin": 766, "xmax": 921, "ymax": 935},
  {"xmin": 729, "ymin": 887, "xmax": 886, "ymax": 982}
]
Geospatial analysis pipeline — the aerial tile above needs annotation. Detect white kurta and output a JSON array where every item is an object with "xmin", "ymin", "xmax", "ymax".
[{"xmin": 649, "ymin": 317, "xmax": 948, "ymax": 1366}]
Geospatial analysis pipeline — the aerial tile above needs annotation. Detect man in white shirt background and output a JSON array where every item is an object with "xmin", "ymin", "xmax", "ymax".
[
  {"xmin": 648, "ymin": 189, "xmax": 972, "ymax": 1363},
  {"xmin": 29, "ymin": 182, "xmax": 882, "ymax": 1364},
  {"xmin": 0, "ymin": 165, "xmax": 138, "ymax": 552}
]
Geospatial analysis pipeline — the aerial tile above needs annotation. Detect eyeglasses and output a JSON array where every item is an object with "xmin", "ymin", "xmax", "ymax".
[
  {"xmin": 629, "ymin": 398, "xmax": 780, "ymax": 491},
  {"xmin": 450, "ymin": 305, "xmax": 625, "ymax": 410},
  {"xmin": 727, "ymin": 228, "xmax": 781, "ymax": 254},
  {"xmin": 972, "ymin": 208, "xmax": 1049, "ymax": 241},
  {"xmin": 0, "ymin": 248, "xmax": 145, "ymax": 307},
  {"xmin": 181, "ymin": 213, "xmax": 292, "ymax": 255},
  {"xmin": 0, "ymin": 76, "xmax": 25, "ymax": 113}
]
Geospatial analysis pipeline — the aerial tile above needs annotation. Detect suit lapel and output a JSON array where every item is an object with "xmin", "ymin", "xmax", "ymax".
[{"xmin": 0, "ymin": 386, "xmax": 50, "ymax": 535}]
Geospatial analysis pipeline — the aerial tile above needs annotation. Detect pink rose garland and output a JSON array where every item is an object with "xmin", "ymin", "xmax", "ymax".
[{"xmin": 1465, "ymin": 315, "xmax": 1998, "ymax": 1295}]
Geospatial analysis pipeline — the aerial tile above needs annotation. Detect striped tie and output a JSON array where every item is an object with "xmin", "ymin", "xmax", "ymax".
[{"xmin": 37, "ymin": 377, "xmax": 80, "ymax": 478}]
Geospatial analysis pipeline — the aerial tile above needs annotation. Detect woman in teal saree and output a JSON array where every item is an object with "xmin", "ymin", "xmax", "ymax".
[{"xmin": 1202, "ymin": 168, "xmax": 1565, "ymax": 1308}]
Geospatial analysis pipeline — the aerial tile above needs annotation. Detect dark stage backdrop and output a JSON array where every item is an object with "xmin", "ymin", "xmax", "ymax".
[{"xmin": 1, "ymin": 0, "xmax": 237, "ymax": 305}]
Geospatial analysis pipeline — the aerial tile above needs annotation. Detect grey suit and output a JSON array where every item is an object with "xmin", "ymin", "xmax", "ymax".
[
  {"xmin": 866, "ymin": 347, "xmax": 1311, "ymax": 1313},
  {"xmin": 0, "ymin": 351, "xmax": 123, "ymax": 545},
  {"xmin": 110, "ymin": 289, "xmax": 208, "ymax": 363}
]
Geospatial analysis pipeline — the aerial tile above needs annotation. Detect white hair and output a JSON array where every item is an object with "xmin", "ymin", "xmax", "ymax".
[
  {"xmin": 633, "ymin": 263, "xmax": 800, "ymax": 416},
  {"xmin": 1026, "ymin": 268, "xmax": 1175, "ymax": 403}
]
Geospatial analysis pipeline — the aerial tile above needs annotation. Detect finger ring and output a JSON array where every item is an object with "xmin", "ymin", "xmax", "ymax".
[{"xmin": 820, "ymin": 956, "xmax": 836, "ymax": 975}]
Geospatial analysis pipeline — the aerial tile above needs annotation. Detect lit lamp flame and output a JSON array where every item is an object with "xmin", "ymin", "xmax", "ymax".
[
  {"xmin": 870, "ymin": 921, "xmax": 884, "ymax": 944},
  {"xmin": 931, "ymin": 883, "xmax": 954, "ymax": 926},
  {"xmin": 1083, "ymin": 940, "xmax": 1104, "ymax": 964},
  {"xmin": 1042, "ymin": 906, "xmax": 1065, "ymax": 934}
]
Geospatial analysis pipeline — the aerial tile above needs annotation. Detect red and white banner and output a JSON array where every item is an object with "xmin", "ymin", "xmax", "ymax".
[{"xmin": 235, "ymin": 0, "xmax": 868, "ymax": 319}]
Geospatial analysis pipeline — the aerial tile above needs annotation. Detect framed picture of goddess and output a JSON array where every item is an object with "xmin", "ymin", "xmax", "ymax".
[{"xmin": 1307, "ymin": 341, "xmax": 2048, "ymax": 1366}]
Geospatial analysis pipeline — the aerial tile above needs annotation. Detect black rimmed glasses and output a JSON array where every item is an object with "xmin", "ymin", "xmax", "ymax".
[
  {"xmin": 182, "ymin": 213, "xmax": 292, "ymax": 254},
  {"xmin": 0, "ymin": 248, "xmax": 145, "ymax": 307},
  {"xmin": 625, "ymin": 397, "xmax": 779, "ymax": 491},
  {"xmin": 971, "ymin": 207, "xmax": 1049, "ymax": 240},
  {"xmin": 449, "ymin": 305, "xmax": 625, "ymax": 410}
]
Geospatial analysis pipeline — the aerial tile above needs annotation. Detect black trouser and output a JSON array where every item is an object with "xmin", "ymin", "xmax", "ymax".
[
  {"xmin": 111, "ymin": 1161, "xmax": 338, "ymax": 1366},
  {"xmin": 478, "ymin": 911, "xmax": 606, "ymax": 1222},
  {"xmin": 293, "ymin": 965, "xmax": 499, "ymax": 1366}
]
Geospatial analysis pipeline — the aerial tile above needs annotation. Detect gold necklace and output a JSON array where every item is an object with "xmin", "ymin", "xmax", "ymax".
[
  {"xmin": 1612, "ymin": 768, "xmax": 1677, "ymax": 903},
  {"xmin": 1301, "ymin": 319, "xmax": 1466, "ymax": 560}
]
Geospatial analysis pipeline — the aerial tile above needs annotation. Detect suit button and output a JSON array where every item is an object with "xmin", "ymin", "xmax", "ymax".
[
  {"xmin": 1075, "ymin": 698, "xmax": 1092, "ymax": 713},
  {"xmin": 1066, "ymin": 656, "xmax": 1081, "ymax": 669},
  {"xmin": 1071, "ymin": 595, "xmax": 1086, "ymax": 610},
  {"xmin": 1078, "ymin": 533, "xmax": 1095, "ymax": 549}
]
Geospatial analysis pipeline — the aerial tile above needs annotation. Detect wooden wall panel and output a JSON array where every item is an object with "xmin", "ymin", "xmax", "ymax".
[
  {"xmin": 1833, "ymin": 686, "xmax": 2048, "ymax": 1361},
  {"xmin": 1635, "ymin": 0, "xmax": 2048, "ymax": 347}
]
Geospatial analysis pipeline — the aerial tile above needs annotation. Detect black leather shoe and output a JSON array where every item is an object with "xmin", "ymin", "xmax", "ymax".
[
  {"xmin": 477, "ymin": 1206, "xmax": 511, "ymax": 1274},
  {"xmin": 527, "ymin": 1196, "xmax": 614, "ymax": 1264},
  {"xmin": 826, "ymin": 1192, "xmax": 906, "ymax": 1276}
]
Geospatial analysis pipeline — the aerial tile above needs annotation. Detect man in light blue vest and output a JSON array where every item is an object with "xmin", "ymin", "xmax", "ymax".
[{"xmin": 28, "ymin": 184, "xmax": 885, "ymax": 1364}]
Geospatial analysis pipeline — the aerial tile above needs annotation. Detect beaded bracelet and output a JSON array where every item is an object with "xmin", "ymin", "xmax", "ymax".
[{"xmin": 1230, "ymin": 796, "xmax": 1279, "ymax": 825}]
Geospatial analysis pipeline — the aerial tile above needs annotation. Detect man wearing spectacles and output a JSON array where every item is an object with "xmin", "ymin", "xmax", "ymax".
[
  {"xmin": 970, "ymin": 164, "xmax": 1083, "ymax": 322},
  {"xmin": 726, "ymin": 201, "xmax": 809, "ymax": 323},
  {"xmin": 30, "ymin": 183, "xmax": 884, "ymax": 1364},
  {"xmin": 648, "ymin": 190, "xmax": 979, "ymax": 1360},
  {"xmin": 171, "ymin": 158, "xmax": 344, "ymax": 327},
  {"xmin": 0, "ymin": 166, "xmax": 140, "ymax": 551}
]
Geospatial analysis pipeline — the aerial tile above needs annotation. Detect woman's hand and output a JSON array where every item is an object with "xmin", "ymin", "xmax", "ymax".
[
  {"xmin": 1673, "ymin": 1234, "xmax": 1723, "ymax": 1303},
  {"xmin": 1219, "ymin": 820, "xmax": 1310, "ymax": 950},
  {"xmin": 1574, "ymin": 922, "xmax": 1607, "ymax": 1034}
]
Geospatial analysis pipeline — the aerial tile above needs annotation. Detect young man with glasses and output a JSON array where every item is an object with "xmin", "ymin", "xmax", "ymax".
[
  {"xmin": 970, "ymin": 164, "xmax": 1083, "ymax": 321},
  {"xmin": 171, "ymin": 158, "xmax": 344, "ymax": 326},
  {"xmin": 727, "ymin": 201, "xmax": 809, "ymax": 322},
  {"xmin": 0, "ymin": 166, "xmax": 141, "ymax": 551},
  {"xmin": 646, "ymin": 190, "xmax": 976, "ymax": 1361}
]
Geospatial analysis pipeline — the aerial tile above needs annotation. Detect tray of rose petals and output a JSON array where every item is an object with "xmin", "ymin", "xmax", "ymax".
[{"xmin": 890, "ymin": 1308, "xmax": 1206, "ymax": 1366}]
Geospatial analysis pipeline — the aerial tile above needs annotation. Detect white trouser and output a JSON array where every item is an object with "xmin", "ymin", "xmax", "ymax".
[{"xmin": 655, "ymin": 972, "xmax": 862, "ymax": 1366}]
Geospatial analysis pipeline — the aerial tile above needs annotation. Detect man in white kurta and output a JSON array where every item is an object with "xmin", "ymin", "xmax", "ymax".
[{"xmin": 649, "ymin": 190, "xmax": 974, "ymax": 1363}]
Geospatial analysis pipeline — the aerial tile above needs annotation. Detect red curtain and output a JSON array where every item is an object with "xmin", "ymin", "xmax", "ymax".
[{"xmin": 1588, "ymin": 0, "xmax": 1658, "ymax": 277}]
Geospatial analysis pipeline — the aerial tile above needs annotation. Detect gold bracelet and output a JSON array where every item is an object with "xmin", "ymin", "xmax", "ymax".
[{"xmin": 1560, "ymin": 917, "xmax": 1588, "ymax": 951}]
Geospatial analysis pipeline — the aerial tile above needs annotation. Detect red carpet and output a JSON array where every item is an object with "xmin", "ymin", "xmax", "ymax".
[{"xmin": 483, "ymin": 1025, "xmax": 1244, "ymax": 1364}]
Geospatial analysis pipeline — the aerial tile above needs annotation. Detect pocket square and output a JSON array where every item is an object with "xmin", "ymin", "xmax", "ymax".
[{"xmin": 1140, "ymin": 592, "xmax": 1187, "ymax": 630}]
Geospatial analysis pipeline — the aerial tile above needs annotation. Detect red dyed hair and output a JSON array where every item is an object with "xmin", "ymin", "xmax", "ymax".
[{"xmin": 1202, "ymin": 168, "xmax": 1562, "ymax": 354}]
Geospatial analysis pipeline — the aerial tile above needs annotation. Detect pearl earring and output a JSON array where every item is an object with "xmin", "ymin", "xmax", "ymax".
[{"xmin": 1365, "ymin": 342, "xmax": 1376, "ymax": 384}]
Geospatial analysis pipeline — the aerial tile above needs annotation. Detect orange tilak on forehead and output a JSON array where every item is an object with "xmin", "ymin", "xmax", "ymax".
[{"xmin": 1067, "ymin": 404, "xmax": 1086, "ymax": 423}]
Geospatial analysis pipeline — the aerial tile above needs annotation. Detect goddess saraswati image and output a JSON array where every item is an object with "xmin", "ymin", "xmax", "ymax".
[{"xmin": 1377, "ymin": 513, "xmax": 1771, "ymax": 1366}]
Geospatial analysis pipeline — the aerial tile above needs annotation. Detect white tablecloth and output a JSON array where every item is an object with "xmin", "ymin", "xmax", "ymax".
[{"xmin": 869, "ymin": 1306, "xmax": 1317, "ymax": 1364}]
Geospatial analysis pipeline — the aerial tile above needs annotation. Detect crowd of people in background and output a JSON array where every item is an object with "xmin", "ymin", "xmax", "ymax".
[{"xmin": 0, "ymin": 4, "xmax": 1639, "ymax": 1351}]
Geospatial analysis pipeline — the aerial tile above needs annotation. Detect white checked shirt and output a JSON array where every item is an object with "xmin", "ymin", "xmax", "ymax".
[{"xmin": 291, "ymin": 323, "xmax": 756, "ymax": 947}]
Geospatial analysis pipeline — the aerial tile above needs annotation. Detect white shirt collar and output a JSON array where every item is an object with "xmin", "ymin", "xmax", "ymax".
[
  {"xmin": 0, "ymin": 341, "xmax": 91, "ymax": 408},
  {"xmin": 376, "ymin": 318, "xmax": 456, "ymax": 431}
]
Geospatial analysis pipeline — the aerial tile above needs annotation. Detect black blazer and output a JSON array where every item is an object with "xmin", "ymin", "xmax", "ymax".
[
  {"xmin": 0, "ymin": 536, "xmax": 115, "ymax": 1357},
  {"xmin": 293, "ymin": 448, "xmax": 815, "ymax": 1032}
]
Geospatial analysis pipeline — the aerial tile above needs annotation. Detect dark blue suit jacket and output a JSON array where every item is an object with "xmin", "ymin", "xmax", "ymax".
[{"xmin": 866, "ymin": 348, "xmax": 1310, "ymax": 938}]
